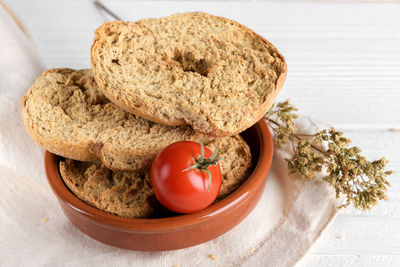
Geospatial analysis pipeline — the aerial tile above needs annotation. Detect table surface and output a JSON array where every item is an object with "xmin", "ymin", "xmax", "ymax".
[{"xmin": 3, "ymin": 0, "xmax": 400, "ymax": 266}]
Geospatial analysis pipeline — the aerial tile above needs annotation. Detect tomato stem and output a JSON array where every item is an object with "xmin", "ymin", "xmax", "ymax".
[{"xmin": 182, "ymin": 140, "xmax": 221, "ymax": 192}]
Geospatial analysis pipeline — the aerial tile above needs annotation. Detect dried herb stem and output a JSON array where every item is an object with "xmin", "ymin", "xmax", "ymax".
[
  {"xmin": 268, "ymin": 118, "xmax": 328, "ymax": 156},
  {"xmin": 264, "ymin": 100, "xmax": 392, "ymax": 210}
]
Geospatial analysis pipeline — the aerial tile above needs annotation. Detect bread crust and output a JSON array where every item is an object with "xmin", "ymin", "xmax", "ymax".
[
  {"xmin": 200, "ymin": 13, "xmax": 287, "ymax": 137},
  {"xmin": 21, "ymin": 69, "xmax": 102, "ymax": 163},
  {"xmin": 212, "ymin": 135, "xmax": 252, "ymax": 199},
  {"xmin": 21, "ymin": 68, "xmax": 201, "ymax": 171},
  {"xmin": 59, "ymin": 159, "xmax": 157, "ymax": 218},
  {"xmin": 91, "ymin": 12, "xmax": 286, "ymax": 137},
  {"xmin": 90, "ymin": 21, "xmax": 188, "ymax": 127}
]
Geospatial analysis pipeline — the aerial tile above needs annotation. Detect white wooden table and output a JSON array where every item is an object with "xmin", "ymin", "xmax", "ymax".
[{"xmin": 4, "ymin": 0, "xmax": 399, "ymax": 266}]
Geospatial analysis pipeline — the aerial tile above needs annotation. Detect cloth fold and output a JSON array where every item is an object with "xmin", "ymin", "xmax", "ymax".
[{"xmin": 0, "ymin": 5, "xmax": 340, "ymax": 266}]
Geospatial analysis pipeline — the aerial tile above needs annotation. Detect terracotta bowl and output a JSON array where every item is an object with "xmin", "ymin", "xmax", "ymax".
[{"xmin": 45, "ymin": 119, "xmax": 274, "ymax": 251}]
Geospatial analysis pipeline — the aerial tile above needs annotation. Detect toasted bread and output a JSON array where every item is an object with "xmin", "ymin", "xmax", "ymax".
[
  {"xmin": 59, "ymin": 135, "xmax": 252, "ymax": 218},
  {"xmin": 91, "ymin": 12, "xmax": 286, "ymax": 137},
  {"xmin": 21, "ymin": 68, "xmax": 203, "ymax": 171}
]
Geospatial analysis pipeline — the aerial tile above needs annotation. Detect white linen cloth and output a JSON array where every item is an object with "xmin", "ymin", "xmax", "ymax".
[{"xmin": 0, "ymin": 4, "xmax": 340, "ymax": 266}]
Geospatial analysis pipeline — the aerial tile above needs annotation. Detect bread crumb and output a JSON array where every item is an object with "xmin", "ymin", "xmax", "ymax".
[
  {"xmin": 357, "ymin": 254, "xmax": 360, "ymax": 258},
  {"xmin": 250, "ymin": 246, "xmax": 255, "ymax": 253},
  {"xmin": 337, "ymin": 234, "xmax": 345, "ymax": 240},
  {"xmin": 42, "ymin": 218, "xmax": 48, "ymax": 222},
  {"xmin": 194, "ymin": 252, "xmax": 202, "ymax": 264},
  {"xmin": 173, "ymin": 265, "xmax": 179, "ymax": 267},
  {"xmin": 208, "ymin": 254, "xmax": 216, "ymax": 261},
  {"xmin": 233, "ymin": 260, "xmax": 238, "ymax": 265}
]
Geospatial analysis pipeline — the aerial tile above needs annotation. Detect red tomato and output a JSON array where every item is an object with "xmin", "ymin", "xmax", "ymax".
[{"xmin": 150, "ymin": 141, "xmax": 222, "ymax": 214}]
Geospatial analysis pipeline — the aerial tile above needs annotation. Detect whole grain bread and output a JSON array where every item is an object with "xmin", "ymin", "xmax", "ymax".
[
  {"xmin": 208, "ymin": 135, "xmax": 252, "ymax": 199},
  {"xmin": 91, "ymin": 12, "xmax": 286, "ymax": 137},
  {"xmin": 60, "ymin": 159, "xmax": 157, "ymax": 218},
  {"xmin": 59, "ymin": 135, "xmax": 251, "ymax": 218},
  {"xmin": 21, "ymin": 68, "xmax": 204, "ymax": 171}
]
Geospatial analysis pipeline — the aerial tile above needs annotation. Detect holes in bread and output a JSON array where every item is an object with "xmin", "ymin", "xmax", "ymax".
[
  {"xmin": 173, "ymin": 49, "xmax": 211, "ymax": 77},
  {"xmin": 111, "ymin": 59, "xmax": 121, "ymax": 66}
]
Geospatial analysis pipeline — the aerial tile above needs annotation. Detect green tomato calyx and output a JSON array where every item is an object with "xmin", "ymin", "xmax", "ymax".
[{"xmin": 182, "ymin": 139, "xmax": 221, "ymax": 191}]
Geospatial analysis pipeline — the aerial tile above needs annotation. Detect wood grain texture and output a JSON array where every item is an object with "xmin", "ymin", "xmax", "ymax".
[{"xmin": 3, "ymin": 0, "xmax": 399, "ymax": 266}]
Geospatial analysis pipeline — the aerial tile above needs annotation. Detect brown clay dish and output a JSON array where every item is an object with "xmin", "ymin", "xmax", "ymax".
[{"xmin": 45, "ymin": 119, "xmax": 273, "ymax": 251}]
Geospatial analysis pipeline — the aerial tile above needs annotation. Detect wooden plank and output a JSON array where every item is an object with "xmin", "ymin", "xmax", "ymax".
[
  {"xmin": 4, "ymin": 0, "xmax": 400, "ymax": 128},
  {"xmin": 311, "ymin": 214, "xmax": 400, "ymax": 255}
]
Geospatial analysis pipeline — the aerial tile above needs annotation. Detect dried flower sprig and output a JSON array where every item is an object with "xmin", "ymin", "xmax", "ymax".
[{"xmin": 264, "ymin": 100, "xmax": 392, "ymax": 210}]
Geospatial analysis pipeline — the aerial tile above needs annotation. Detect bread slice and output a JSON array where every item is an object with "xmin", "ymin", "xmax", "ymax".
[
  {"xmin": 59, "ymin": 135, "xmax": 252, "ymax": 218},
  {"xmin": 91, "ymin": 12, "xmax": 287, "ymax": 137},
  {"xmin": 59, "ymin": 159, "xmax": 157, "ymax": 218},
  {"xmin": 208, "ymin": 135, "xmax": 252, "ymax": 199},
  {"xmin": 21, "ymin": 68, "xmax": 203, "ymax": 171}
]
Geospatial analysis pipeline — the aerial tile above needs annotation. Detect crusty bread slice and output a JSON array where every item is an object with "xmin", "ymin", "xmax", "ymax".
[
  {"xmin": 59, "ymin": 159, "xmax": 157, "ymax": 218},
  {"xmin": 91, "ymin": 12, "xmax": 286, "ymax": 137},
  {"xmin": 59, "ymin": 135, "xmax": 251, "ymax": 218},
  {"xmin": 21, "ymin": 68, "xmax": 203, "ymax": 171},
  {"xmin": 208, "ymin": 135, "xmax": 252, "ymax": 199}
]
